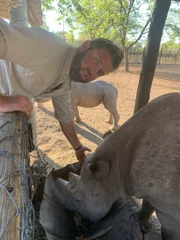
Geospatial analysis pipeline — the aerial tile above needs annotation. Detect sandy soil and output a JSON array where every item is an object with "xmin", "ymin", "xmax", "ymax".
[{"xmin": 35, "ymin": 63, "xmax": 180, "ymax": 169}]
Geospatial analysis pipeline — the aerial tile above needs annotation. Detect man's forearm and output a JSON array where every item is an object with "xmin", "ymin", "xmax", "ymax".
[{"xmin": 60, "ymin": 120, "xmax": 81, "ymax": 149}]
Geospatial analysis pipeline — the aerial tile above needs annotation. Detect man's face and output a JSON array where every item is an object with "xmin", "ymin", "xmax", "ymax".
[{"xmin": 70, "ymin": 41, "xmax": 113, "ymax": 83}]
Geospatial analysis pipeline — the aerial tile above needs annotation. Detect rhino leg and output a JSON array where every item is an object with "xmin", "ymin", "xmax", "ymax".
[
  {"xmin": 106, "ymin": 114, "xmax": 113, "ymax": 125},
  {"xmin": 106, "ymin": 110, "xmax": 120, "ymax": 130},
  {"xmin": 156, "ymin": 210, "xmax": 180, "ymax": 240},
  {"xmin": 139, "ymin": 200, "xmax": 154, "ymax": 230},
  {"xmin": 111, "ymin": 110, "xmax": 120, "ymax": 130},
  {"xmin": 72, "ymin": 104, "xmax": 82, "ymax": 123},
  {"xmin": 103, "ymin": 103, "xmax": 120, "ymax": 130},
  {"xmin": 103, "ymin": 89, "xmax": 120, "ymax": 130}
]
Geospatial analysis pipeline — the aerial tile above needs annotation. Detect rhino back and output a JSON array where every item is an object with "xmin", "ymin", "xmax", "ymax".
[{"xmin": 71, "ymin": 81, "xmax": 113, "ymax": 108}]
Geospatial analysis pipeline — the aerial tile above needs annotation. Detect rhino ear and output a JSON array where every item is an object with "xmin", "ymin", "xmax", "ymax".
[{"xmin": 88, "ymin": 160, "xmax": 110, "ymax": 180}]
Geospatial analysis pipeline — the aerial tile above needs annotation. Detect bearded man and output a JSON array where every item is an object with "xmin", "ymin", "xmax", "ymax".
[{"xmin": 0, "ymin": 18, "xmax": 123, "ymax": 162}]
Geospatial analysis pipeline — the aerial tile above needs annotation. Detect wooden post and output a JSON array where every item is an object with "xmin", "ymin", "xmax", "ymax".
[
  {"xmin": 158, "ymin": 48, "xmax": 163, "ymax": 64},
  {"xmin": 0, "ymin": 112, "xmax": 29, "ymax": 239},
  {"xmin": 0, "ymin": 1, "xmax": 29, "ymax": 240},
  {"xmin": 8, "ymin": 0, "xmax": 28, "ymax": 25},
  {"xmin": 134, "ymin": 0, "xmax": 171, "ymax": 113}
]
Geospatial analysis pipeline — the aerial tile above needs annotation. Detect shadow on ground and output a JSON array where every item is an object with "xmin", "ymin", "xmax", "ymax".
[
  {"xmin": 130, "ymin": 64, "xmax": 180, "ymax": 82},
  {"xmin": 75, "ymin": 121, "xmax": 104, "ymax": 146}
]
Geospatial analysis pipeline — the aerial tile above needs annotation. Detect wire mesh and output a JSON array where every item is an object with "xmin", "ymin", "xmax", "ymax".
[{"xmin": 0, "ymin": 111, "xmax": 48, "ymax": 240}]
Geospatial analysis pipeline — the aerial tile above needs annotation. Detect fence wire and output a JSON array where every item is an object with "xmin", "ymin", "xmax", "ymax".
[{"xmin": 0, "ymin": 112, "xmax": 48, "ymax": 240}]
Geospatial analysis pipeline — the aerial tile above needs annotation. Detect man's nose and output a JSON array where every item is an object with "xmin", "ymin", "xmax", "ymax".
[{"xmin": 91, "ymin": 64, "xmax": 101, "ymax": 77}]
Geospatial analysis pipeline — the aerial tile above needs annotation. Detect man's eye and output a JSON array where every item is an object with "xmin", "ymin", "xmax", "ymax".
[{"xmin": 95, "ymin": 58, "xmax": 99, "ymax": 64}]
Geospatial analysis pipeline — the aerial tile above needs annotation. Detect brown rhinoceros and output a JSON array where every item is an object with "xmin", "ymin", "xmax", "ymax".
[{"xmin": 41, "ymin": 92, "xmax": 180, "ymax": 240}]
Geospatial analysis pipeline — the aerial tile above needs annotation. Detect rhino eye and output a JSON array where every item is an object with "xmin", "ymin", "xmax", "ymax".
[{"xmin": 89, "ymin": 163, "xmax": 98, "ymax": 173}]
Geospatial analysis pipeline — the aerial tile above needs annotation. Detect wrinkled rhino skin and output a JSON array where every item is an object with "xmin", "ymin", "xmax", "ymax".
[
  {"xmin": 39, "ymin": 171, "xmax": 77, "ymax": 240},
  {"xmin": 71, "ymin": 80, "xmax": 120, "ymax": 130},
  {"xmin": 52, "ymin": 93, "xmax": 180, "ymax": 240},
  {"xmin": 40, "ymin": 170, "xmax": 142, "ymax": 240}
]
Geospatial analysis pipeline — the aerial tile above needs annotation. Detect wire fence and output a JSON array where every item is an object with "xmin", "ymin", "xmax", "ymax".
[{"xmin": 0, "ymin": 112, "xmax": 48, "ymax": 240}]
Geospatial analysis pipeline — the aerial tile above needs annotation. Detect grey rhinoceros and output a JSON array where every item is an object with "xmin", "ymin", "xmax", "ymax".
[
  {"xmin": 35, "ymin": 80, "xmax": 120, "ymax": 130},
  {"xmin": 41, "ymin": 92, "xmax": 180, "ymax": 240},
  {"xmin": 71, "ymin": 80, "xmax": 120, "ymax": 130}
]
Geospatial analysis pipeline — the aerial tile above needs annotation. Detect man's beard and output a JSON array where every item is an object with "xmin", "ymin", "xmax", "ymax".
[{"xmin": 69, "ymin": 50, "xmax": 89, "ymax": 83}]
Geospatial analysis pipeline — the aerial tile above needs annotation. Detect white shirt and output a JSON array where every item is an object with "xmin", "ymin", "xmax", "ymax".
[{"xmin": 0, "ymin": 18, "xmax": 76, "ymax": 122}]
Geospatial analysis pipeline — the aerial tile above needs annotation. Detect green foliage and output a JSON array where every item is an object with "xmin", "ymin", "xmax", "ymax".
[
  {"xmin": 57, "ymin": 0, "xmax": 153, "ymax": 49},
  {"xmin": 41, "ymin": 0, "xmax": 55, "ymax": 11},
  {"xmin": 41, "ymin": 0, "xmax": 56, "ymax": 31},
  {"xmin": 55, "ymin": 31, "xmax": 65, "ymax": 39},
  {"xmin": 161, "ymin": 40, "xmax": 180, "ymax": 51},
  {"xmin": 165, "ymin": 2, "xmax": 180, "ymax": 42}
]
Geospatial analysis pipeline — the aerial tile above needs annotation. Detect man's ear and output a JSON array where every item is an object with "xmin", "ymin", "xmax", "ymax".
[
  {"xmin": 79, "ymin": 40, "xmax": 90, "ymax": 52},
  {"xmin": 88, "ymin": 160, "xmax": 110, "ymax": 180}
]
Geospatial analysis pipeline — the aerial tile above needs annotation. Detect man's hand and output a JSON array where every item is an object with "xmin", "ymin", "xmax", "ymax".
[
  {"xmin": 0, "ymin": 95, "xmax": 33, "ymax": 118},
  {"xmin": 60, "ymin": 120, "xmax": 91, "ymax": 163},
  {"xmin": 75, "ymin": 144, "xmax": 91, "ymax": 163}
]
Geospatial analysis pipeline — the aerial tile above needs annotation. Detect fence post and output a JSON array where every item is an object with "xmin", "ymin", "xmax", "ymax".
[
  {"xmin": 0, "ymin": 112, "xmax": 34, "ymax": 240},
  {"xmin": 158, "ymin": 48, "xmax": 163, "ymax": 64}
]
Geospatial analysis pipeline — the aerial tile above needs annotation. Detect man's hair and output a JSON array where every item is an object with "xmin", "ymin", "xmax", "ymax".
[{"xmin": 89, "ymin": 38, "xmax": 123, "ymax": 70}]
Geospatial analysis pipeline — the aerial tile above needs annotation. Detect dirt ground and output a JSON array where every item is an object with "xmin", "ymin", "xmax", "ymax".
[{"xmin": 35, "ymin": 63, "xmax": 180, "ymax": 169}]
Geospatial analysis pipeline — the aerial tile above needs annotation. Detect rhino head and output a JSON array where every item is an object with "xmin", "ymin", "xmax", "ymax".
[
  {"xmin": 42, "ymin": 153, "xmax": 118, "ymax": 222},
  {"xmin": 59, "ymin": 153, "xmax": 116, "ymax": 222}
]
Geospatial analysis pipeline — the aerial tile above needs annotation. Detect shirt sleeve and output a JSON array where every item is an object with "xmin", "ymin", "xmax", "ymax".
[
  {"xmin": 0, "ymin": 18, "xmax": 60, "ymax": 69},
  {"xmin": 52, "ymin": 93, "xmax": 74, "ymax": 123}
]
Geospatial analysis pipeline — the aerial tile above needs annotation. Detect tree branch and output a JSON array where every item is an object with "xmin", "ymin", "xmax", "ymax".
[
  {"xmin": 117, "ymin": 0, "xmax": 127, "ymax": 14},
  {"xmin": 127, "ymin": 17, "xmax": 151, "ymax": 49}
]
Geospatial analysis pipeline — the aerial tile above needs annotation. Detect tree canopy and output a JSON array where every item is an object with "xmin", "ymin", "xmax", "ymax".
[{"xmin": 41, "ymin": 0, "xmax": 180, "ymax": 71}]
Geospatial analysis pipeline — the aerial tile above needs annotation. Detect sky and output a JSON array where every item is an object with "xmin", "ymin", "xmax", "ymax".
[
  {"xmin": 45, "ymin": 6, "xmax": 172, "ymax": 44},
  {"xmin": 45, "ymin": 9, "xmax": 64, "ymax": 33}
]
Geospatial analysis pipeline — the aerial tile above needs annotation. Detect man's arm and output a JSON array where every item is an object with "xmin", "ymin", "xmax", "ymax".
[
  {"xmin": 52, "ymin": 94, "xmax": 91, "ymax": 163},
  {"xmin": 0, "ymin": 18, "xmax": 60, "ymax": 68},
  {"xmin": 60, "ymin": 120, "xmax": 90, "ymax": 163},
  {"xmin": 0, "ymin": 95, "xmax": 33, "ymax": 118}
]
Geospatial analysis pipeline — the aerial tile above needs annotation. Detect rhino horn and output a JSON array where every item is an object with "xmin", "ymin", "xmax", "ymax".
[
  {"xmin": 56, "ymin": 178, "xmax": 69, "ymax": 192},
  {"xmin": 69, "ymin": 172, "xmax": 81, "ymax": 188},
  {"xmin": 89, "ymin": 160, "xmax": 110, "ymax": 180}
]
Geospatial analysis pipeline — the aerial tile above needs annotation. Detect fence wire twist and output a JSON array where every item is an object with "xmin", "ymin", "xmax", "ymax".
[{"xmin": 0, "ymin": 112, "xmax": 48, "ymax": 240}]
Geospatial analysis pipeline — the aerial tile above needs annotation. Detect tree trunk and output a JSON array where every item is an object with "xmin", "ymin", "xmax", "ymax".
[
  {"xmin": 124, "ymin": 48, "xmax": 129, "ymax": 72},
  {"xmin": 134, "ymin": 0, "xmax": 171, "ymax": 113},
  {"xmin": 8, "ymin": 0, "xmax": 28, "ymax": 25}
]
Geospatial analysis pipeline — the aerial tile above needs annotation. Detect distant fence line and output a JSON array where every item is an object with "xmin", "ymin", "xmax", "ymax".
[{"xmin": 128, "ymin": 48, "xmax": 180, "ymax": 64}]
